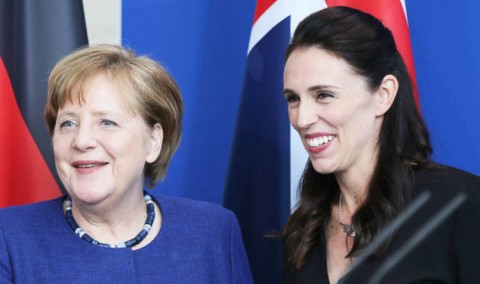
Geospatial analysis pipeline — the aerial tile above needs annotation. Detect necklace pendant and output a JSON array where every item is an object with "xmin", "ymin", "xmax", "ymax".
[
  {"xmin": 341, "ymin": 223, "xmax": 356, "ymax": 238},
  {"xmin": 338, "ymin": 192, "xmax": 356, "ymax": 238}
]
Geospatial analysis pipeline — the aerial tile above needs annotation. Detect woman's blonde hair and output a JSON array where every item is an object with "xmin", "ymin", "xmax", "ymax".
[{"xmin": 44, "ymin": 44, "xmax": 183, "ymax": 186}]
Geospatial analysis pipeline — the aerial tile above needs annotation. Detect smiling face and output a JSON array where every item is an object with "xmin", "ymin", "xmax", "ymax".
[
  {"xmin": 284, "ymin": 47, "xmax": 385, "ymax": 177},
  {"xmin": 52, "ymin": 74, "xmax": 162, "ymax": 205}
]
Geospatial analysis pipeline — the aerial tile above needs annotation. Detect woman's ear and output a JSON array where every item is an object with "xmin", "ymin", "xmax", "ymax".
[
  {"xmin": 375, "ymin": 74, "xmax": 398, "ymax": 116},
  {"xmin": 146, "ymin": 123, "xmax": 163, "ymax": 163}
]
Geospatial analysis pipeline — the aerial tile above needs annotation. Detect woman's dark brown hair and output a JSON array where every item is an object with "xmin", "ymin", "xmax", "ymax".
[{"xmin": 282, "ymin": 6, "xmax": 433, "ymax": 271}]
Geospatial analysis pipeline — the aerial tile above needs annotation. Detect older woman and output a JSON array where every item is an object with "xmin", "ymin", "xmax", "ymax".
[
  {"xmin": 282, "ymin": 6, "xmax": 480, "ymax": 284},
  {"xmin": 0, "ymin": 45, "xmax": 252, "ymax": 283}
]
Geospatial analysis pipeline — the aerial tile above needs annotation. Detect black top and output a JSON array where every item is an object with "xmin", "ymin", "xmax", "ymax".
[{"xmin": 283, "ymin": 166, "xmax": 480, "ymax": 283}]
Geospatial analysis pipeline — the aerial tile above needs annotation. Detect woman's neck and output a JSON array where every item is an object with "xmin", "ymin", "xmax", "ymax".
[
  {"xmin": 335, "ymin": 165, "xmax": 373, "ymax": 214},
  {"xmin": 70, "ymin": 191, "xmax": 148, "ymax": 246}
]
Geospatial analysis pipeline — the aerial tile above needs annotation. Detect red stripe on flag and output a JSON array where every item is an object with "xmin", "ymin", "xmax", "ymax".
[
  {"xmin": 253, "ymin": 0, "xmax": 276, "ymax": 24},
  {"xmin": 326, "ymin": 0, "xmax": 420, "ymax": 108},
  {"xmin": 0, "ymin": 57, "xmax": 61, "ymax": 208}
]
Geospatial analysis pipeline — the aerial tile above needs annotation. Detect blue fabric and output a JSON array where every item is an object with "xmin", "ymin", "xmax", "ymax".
[
  {"xmin": 223, "ymin": 16, "xmax": 291, "ymax": 284},
  {"xmin": 0, "ymin": 193, "xmax": 253, "ymax": 283}
]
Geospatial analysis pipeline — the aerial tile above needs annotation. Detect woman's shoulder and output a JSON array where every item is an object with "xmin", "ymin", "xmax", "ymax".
[
  {"xmin": 414, "ymin": 164, "xmax": 480, "ymax": 192},
  {"xmin": 150, "ymin": 192, "xmax": 236, "ymax": 226},
  {"xmin": 149, "ymin": 193, "xmax": 243, "ymax": 246},
  {"xmin": 413, "ymin": 164, "xmax": 480, "ymax": 215},
  {"xmin": 152, "ymin": 192, "xmax": 232, "ymax": 213},
  {"xmin": 0, "ymin": 197, "xmax": 64, "ymax": 225},
  {"xmin": 0, "ymin": 197, "xmax": 66, "ymax": 245}
]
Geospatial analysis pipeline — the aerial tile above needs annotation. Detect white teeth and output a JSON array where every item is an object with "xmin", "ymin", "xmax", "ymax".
[
  {"xmin": 76, "ymin": 163, "xmax": 104, "ymax": 168},
  {"xmin": 306, "ymin": 135, "xmax": 335, "ymax": 147}
]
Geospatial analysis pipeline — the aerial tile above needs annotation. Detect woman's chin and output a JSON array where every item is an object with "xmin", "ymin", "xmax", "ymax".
[
  {"xmin": 311, "ymin": 161, "xmax": 337, "ymax": 175},
  {"xmin": 68, "ymin": 189, "xmax": 111, "ymax": 205}
]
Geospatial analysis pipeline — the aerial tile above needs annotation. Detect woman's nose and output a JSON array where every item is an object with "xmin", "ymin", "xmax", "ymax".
[
  {"xmin": 296, "ymin": 101, "xmax": 317, "ymax": 129},
  {"xmin": 72, "ymin": 125, "xmax": 97, "ymax": 151}
]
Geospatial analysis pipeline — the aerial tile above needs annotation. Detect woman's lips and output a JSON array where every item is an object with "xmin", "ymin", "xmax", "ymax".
[
  {"xmin": 72, "ymin": 161, "xmax": 108, "ymax": 174},
  {"xmin": 305, "ymin": 134, "xmax": 336, "ymax": 153}
]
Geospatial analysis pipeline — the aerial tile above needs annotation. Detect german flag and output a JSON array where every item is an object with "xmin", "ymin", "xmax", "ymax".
[{"xmin": 0, "ymin": 0, "xmax": 88, "ymax": 207}]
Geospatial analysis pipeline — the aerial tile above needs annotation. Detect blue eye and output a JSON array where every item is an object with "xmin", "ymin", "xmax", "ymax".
[
  {"xmin": 59, "ymin": 120, "xmax": 76, "ymax": 129},
  {"xmin": 100, "ymin": 119, "xmax": 117, "ymax": 127}
]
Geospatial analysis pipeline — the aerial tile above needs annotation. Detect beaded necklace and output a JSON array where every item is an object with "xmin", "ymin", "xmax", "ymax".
[{"xmin": 64, "ymin": 191, "xmax": 155, "ymax": 248}]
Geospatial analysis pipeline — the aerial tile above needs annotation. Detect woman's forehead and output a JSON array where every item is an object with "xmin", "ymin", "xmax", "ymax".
[{"xmin": 59, "ymin": 73, "xmax": 139, "ymax": 114}]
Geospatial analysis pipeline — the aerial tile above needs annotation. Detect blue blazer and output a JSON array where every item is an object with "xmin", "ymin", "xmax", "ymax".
[{"xmin": 0, "ymin": 193, "xmax": 253, "ymax": 283}]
